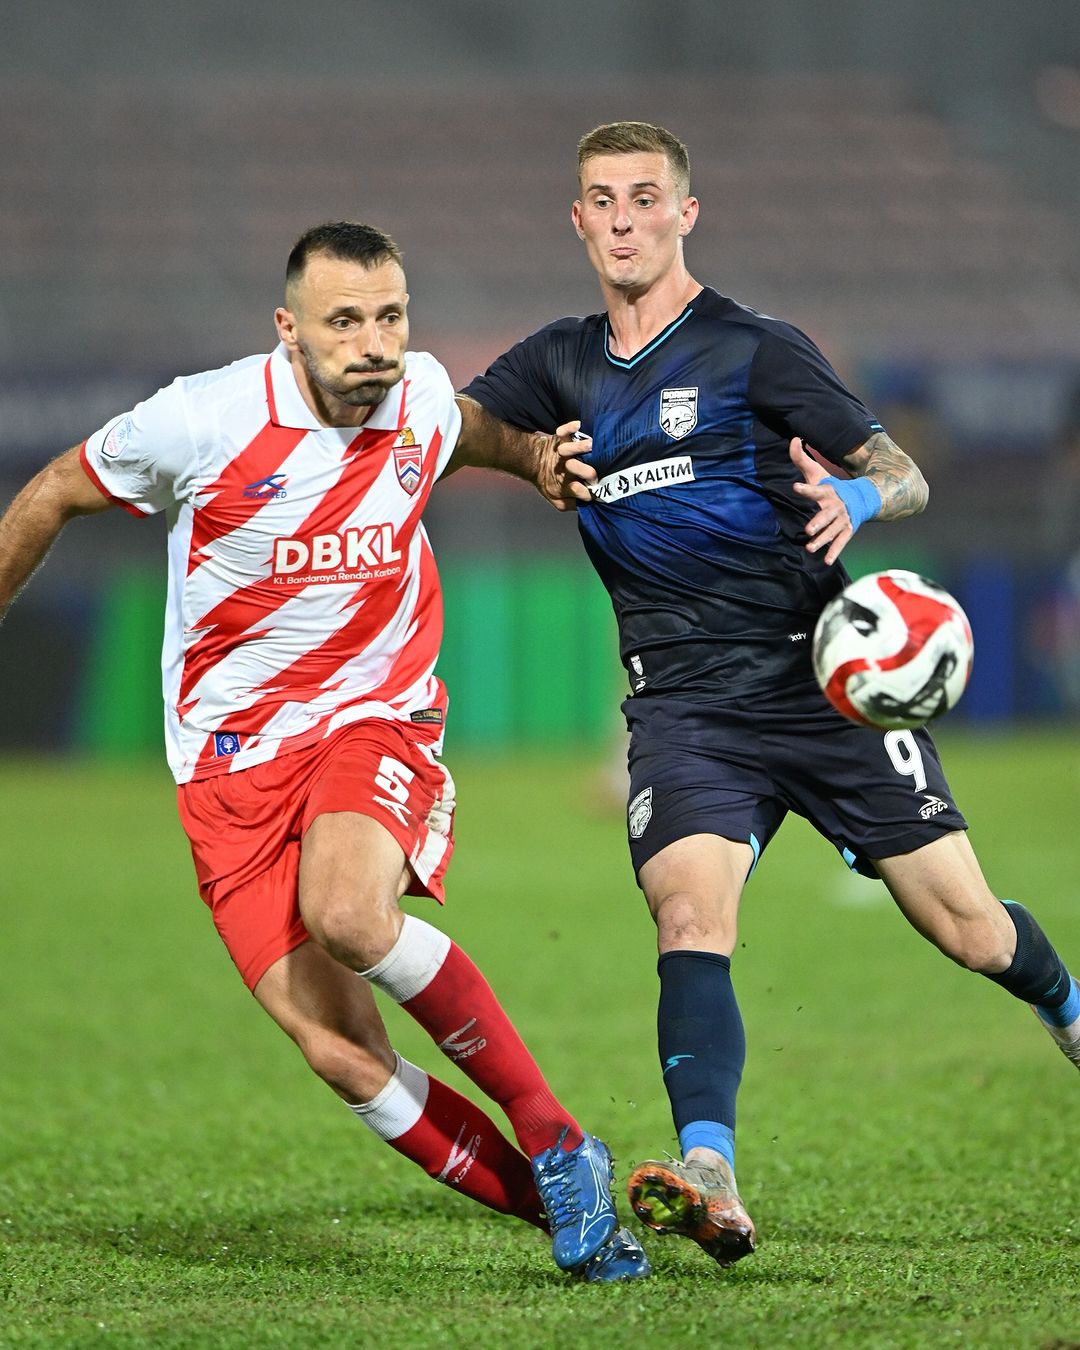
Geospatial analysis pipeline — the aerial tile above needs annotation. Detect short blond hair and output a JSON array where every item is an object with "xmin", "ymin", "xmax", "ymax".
[{"xmin": 576, "ymin": 121, "xmax": 691, "ymax": 198}]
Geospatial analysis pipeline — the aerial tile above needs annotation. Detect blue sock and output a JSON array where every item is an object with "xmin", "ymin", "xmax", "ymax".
[
  {"xmin": 987, "ymin": 902, "xmax": 1079, "ymax": 1027},
  {"xmin": 657, "ymin": 950, "xmax": 744, "ymax": 1171}
]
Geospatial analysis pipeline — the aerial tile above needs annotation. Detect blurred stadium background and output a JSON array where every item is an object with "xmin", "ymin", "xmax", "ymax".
[{"xmin": 3, "ymin": 0, "xmax": 1080, "ymax": 755}]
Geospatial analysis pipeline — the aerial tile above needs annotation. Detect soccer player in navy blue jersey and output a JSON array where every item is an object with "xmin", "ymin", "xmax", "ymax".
[{"xmin": 457, "ymin": 121, "xmax": 1080, "ymax": 1270}]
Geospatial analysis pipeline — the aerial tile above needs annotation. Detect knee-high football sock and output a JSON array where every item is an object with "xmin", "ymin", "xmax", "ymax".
[
  {"xmin": 348, "ymin": 1054, "xmax": 547, "ymax": 1229},
  {"xmin": 657, "ymin": 950, "xmax": 745, "ymax": 1171},
  {"xmin": 986, "ymin": 902, "xmax": 1080, "ymax": 1028},
  {"xmin": 360, "ymin": 915, "xmax": 583, "ymax": 1157}
]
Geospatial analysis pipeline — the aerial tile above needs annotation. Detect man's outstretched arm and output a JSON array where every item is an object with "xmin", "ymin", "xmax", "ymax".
[
  {"xmin": 451, "ymin": 395, "xmax": 597, "ymax": 512},
  {"xmin": 0, "ymin": 446, "xmax": 113, "ymax": 622},
  {"xmin": 791, "ymin": 432, "xmax": 929, "ymax": 565}
]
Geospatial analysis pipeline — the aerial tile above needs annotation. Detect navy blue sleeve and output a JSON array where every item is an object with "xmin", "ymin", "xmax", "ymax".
[
  {"xmin": 460, "ymin": 325, "xmax": 574, "ymax": 434},
  {"xmin": 747, "ymin": 328, "xmax": 883, "ymax": 461}
]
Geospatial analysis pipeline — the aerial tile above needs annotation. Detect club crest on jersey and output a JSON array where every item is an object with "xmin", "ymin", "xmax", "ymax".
[
  {"xmin": 393, "ymin": 427, "xmax": 423, "ymax": 496},
  {"xmin": 659, "ymin": 387, "xmax": 698, "ymax": 440}
]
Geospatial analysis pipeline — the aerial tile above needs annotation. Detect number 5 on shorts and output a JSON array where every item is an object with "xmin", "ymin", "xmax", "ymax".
[{"xmin": 374, "ymin": 755, "xmax": 415, "ymax": 825}]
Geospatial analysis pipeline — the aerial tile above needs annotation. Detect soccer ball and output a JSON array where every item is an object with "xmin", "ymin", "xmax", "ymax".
[{"xmin": 812, "ymin": 569, "xmax": 974, "ymax": 729}]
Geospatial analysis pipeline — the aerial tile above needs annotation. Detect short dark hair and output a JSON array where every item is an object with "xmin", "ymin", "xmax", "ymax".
[
  {"xmin": 577, "ymin": 121, "xmax": 691, "ymax": 198},
  {"xmin": 285, "ymin": 221, "xmax": 404, "ymax": 291}
]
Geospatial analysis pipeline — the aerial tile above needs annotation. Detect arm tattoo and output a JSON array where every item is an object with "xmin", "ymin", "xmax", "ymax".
[{"xmin": 842, "ymin": 431, "xmax": 928, "ymax": 521}]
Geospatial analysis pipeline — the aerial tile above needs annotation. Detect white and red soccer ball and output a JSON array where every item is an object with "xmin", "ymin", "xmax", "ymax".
[{"xmin": 812, "ymin": 570, "xmax": 974, "ymax": 730}]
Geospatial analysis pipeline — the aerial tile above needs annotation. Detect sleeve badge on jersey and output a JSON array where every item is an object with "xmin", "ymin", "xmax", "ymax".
[
  {"xmin": 101, "ymin": 415, "xmax": 136, "ymax": 460},
  {"xmin": 393, "ymin": 429, "xmax": 423, "ymax": 496},
  {"xmin": 659, "ymin": 387, "xmax": 698, "ymax": 440}
]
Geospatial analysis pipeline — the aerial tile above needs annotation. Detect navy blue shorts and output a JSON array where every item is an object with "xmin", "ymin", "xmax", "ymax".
[{"xmin": 623, "ymin": 681, "xmax": 967, "ymax": 881}]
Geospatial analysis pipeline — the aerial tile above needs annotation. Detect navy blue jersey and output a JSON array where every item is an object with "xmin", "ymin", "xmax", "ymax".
[{"xmin": 462, "ymin": 287, "xmax": 884, "ymax": 701}]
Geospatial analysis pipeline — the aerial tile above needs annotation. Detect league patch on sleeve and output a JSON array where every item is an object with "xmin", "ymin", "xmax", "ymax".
[{"xmin": 101, "ymin": 415, "xmax": 136, "ymax": 460}]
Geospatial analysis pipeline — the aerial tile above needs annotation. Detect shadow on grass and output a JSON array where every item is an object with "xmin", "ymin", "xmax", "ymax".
[{"xmin": 6, "ymin": 1194, "xmax": 586, "ymax": 1294}]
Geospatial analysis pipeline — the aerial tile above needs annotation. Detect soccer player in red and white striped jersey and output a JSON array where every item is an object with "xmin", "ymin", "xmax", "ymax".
[{"xmin": 0, "ymin": 222, "xmax": 646, "ymax": 1283}]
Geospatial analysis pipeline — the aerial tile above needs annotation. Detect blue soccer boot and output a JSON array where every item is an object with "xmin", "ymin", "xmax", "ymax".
[
  {"xmin": 580, "ymin": 1226, "xmax": 652, "ymax": 1283},
  {"xmin": 530, "ymin": 1128, "xmax": 618, "ymax": 1270}
]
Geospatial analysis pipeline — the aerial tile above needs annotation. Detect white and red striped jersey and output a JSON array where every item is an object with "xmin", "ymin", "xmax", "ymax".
[{"xmin": 81, "ymin": 344, "xmax": 460, "ymax": 783}]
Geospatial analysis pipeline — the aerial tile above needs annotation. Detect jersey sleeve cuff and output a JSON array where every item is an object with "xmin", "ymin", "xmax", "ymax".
[{"xmin": 79, "ymin": 442, "xmax": 151, "ymax": 518}]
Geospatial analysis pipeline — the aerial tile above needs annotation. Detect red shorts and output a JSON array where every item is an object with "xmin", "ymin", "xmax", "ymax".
[{"xmin": 176, "ymin": 719, "xmax": 456, "ymax": 992}]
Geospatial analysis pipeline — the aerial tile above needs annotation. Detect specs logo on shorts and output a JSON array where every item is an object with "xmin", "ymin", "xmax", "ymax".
[
  {"xmin": 590, "ymin": 456, "xmax": 694, "ymax": 504},
  {"xmin": 271, "ymin": 524, "xmax": 403, "ymax": 585},
  {"xmin": 659, "ymin": 386, "xmax": 698, "ymax": 440},
  {"xmin": 919, "ymin": 794, "xmax": 949, "ymax": 819},
  {"xmin": 629, "ymin": 786, "xmax": 653, "ymax": 839},
  {"xmin": 243, "ymin": 473, "xmax": 288, "ymax": 500},
  {"xmin": 214, "ymin": 732, "xmax": 241, "ymax": 756},
  {"xmin": 393, "ymin": 427, "xmax": 423, "ymax": 496}
]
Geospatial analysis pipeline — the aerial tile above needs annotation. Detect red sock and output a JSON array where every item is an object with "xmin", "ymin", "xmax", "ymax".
[
  {"xmin": 361, "ymin": 916, "xmax": 584, "ymax": 1157},
  {"xmin": 403, "ymin": 941, "xmax": 583, "ymax": 1157},
  {"xmin": 350, "ymin": 1059, "xmax": 546, "ymax": 1229}
]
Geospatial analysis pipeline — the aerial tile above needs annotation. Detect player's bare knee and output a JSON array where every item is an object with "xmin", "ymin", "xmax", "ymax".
[
  {"xmin": 654, "ymin": 890, "xmax": 735, "ymax": 953},
  {"xmin": 297, "ymin": 1031, "xmax": 354, "ymax": 1093},
  {"xmin": 962, "ymin": 928, "xmax": 1015, "ymax": 976},
  {"xmin": 296, "ymin": 1025, "xmax": 392, "ymax": 1101},
  {"xmin": 304, "ymin": 889, "xmax": 402, "ymax": 970},
  {"xmin": 937, "ymin": 915, "xmax": 1014, "ymax": 974}
]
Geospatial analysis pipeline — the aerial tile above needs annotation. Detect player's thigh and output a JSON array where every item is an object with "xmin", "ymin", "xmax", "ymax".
[
  {"xmin": 639, "ymin": 832, "xmax": 754, "ymax": 955},
  {"xmin": 178, "ymin": 765, "xmax": 311, "ymax": 992},
  {"xmin": 766, "ymin": 711, "xmax": 968, "ymax": 878},
  {"xmin": 302, "ymin": 720, "xmax": 454, "ymax": 902},
  {"xmin": 625, "ymin": 698, "xmax": 781, "ymax": 878},
  {"xmin": 253, "ymin": 939, "xmax": 396, "ymax": 1101},
  {"xmin": 873, "ymin": 831, "xmax": 1014, "ymax": 969},
  {"xmin": 300, "ymin": 810, "xmax": 411, "ymax": 935}
]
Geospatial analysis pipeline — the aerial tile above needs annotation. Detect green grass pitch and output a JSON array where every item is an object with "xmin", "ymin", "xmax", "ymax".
[{"xmin": 2, "ymin": 730, "xmax": 1078, "ymax": 1348}]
